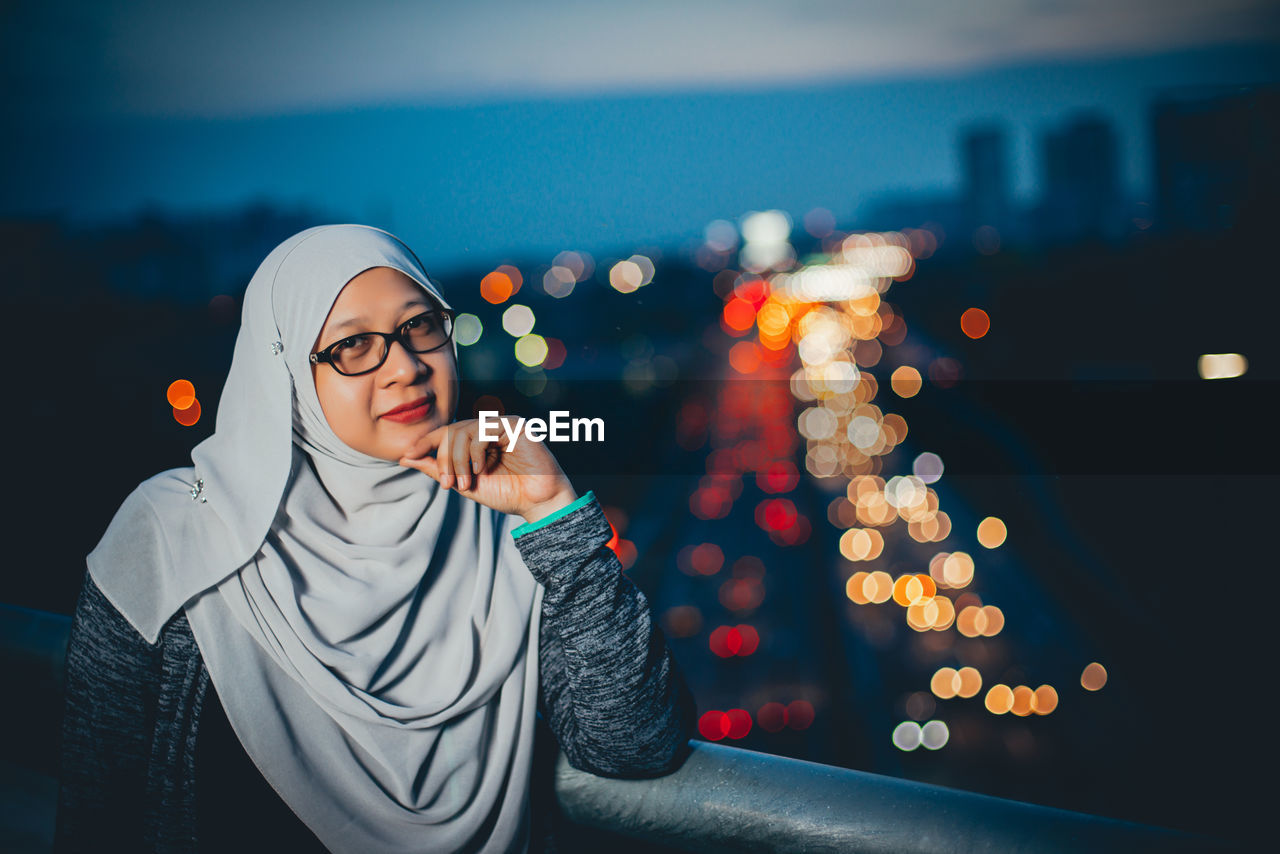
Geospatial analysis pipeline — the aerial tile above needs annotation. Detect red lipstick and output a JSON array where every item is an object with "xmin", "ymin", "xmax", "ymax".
[{"xmin": 380, "ymin": 396, "xmax": 432, "ymax": 424}]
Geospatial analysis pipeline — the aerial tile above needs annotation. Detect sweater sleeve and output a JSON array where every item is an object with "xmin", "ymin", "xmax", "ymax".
[
  {"xmin": 55, "ymin": 571, "xmax": 162, "ymax": 852},
  {"xmin": 513, "ymin": 493, "xmax": 697, "ymax": 778}
]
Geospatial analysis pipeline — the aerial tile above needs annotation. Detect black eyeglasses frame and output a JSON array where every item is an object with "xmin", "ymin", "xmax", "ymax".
[{"xmin": 308, "ymin": 308, "xmax": 456, "ymax": 376}]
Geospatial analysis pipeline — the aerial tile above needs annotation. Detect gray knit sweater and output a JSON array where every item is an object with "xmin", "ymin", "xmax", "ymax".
[{"xmin": 55, "ymin": 493, "xmax": 696, "ymax": 853}]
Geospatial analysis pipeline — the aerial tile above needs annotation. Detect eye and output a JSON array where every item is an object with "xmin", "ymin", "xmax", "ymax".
[
  {"xmin": 403, "ymin": 313, "xmax": 438, "ymax": 332},
  {"xmin": 332, "ymin": 334, "xmax": 372, "ymax": 354}
]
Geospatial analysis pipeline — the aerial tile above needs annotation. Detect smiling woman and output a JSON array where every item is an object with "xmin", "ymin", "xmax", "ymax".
[
  {"xmin": 310, "ymin": 267, "xmax": 459, "ymax": 460},
  {"xmin": 55, "ymin": 224, "xmax": 696, "ymax": 853}
]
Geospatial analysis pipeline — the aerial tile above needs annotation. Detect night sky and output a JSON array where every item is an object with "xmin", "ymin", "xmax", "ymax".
[{"xmin": 3, "ymin": 1, "xmax": 1278, "ymax": 271}]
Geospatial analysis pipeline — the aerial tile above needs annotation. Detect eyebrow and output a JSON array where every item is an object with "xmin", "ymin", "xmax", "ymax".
[{"xmin": 329, "ymin": 299, "xmax": 433, "ymax": 335}]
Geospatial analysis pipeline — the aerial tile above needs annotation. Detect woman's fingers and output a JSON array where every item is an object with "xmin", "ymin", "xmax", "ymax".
[
  {"xmin": 399, "ymin": 451, "xmax": 441, "ymax": 482},
  {"xmin": 403, "ymin": 423, "xmax": 449, "ymax": 462},
  {"xmin": 470, "ymin": 430, "xmax": 492, "ymax": 477},
  {"xmin": 450, "ymin": 425, "xmax": 475, "ymax": 491}
]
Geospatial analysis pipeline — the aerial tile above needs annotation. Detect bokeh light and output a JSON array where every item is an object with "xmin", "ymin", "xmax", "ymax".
[
  {"xmin": 705, "ymin": 219, "xmax": 738, "ymax": 252},
  {"xmin": 960, "ymin": 307, "xmax": 991, "ymax": 339},
  {"xmin": 1011, "ymin": 685, "xmax": 1035, "ymax": 716},
  {"xmin": 480, "ymin": 270, "xmax": 515, "ymax": 304},
  {"xmin": 514, "ymin": 334, "xmax": 548, "ymax": 367},
  {"xmin": 846, "ymin": 571, "xmax": 870, "ymax": 604},
  {"xmin": 912, "ymin": 452, "xmax": 944, "ymax": 484},
  {"xmin": 1198, "ymin": 353, "xmax": 1247, "ymax": 379},
  {"xmin": 501, "ymin": 304, "xmax": 535, "ymax": 337},
  {"xmin": 920, "ymin": 720, "xmax": 949, "ymax": 750},
  {"xmin": 660, "ymin": 605, "xmax": 702, "ymax": 639},
  {"xmin": 758, "ymin": 702, "xmax": 787, "ymax": 733},
  {"xmin": 699, "ymin": 711, "xmax": 730, "ymax": 741},
  {"xmin": 890, "ymin": 366, "xmax": 923, "ymax": 398},
  {"xmin": 542, "ymin": 337, "xmax": 567, "ymax": 370},
  {"xmin": 1033, "ymin": 685, "xmax": 1059, "ymax": 715},
  {"xmin": 542, "ymin": 265, "xmax": 576, "ymax": 298},
  {"xmin": 726, "ymin": 708, "xmax": 753, "ymax": 739},
  {"xmin": 173, "ymin": 398, "xmax": 201, "ymax": 427},
  {"xmin": 786, "ymin": 700, "xmax": 815, "ymax": 730},
  {"xmin": 985, "ymin": 684, "xmax": 1014, "ymax": 714},
  {"xmin": 976, "ymin": 516, "xmax": 1008, "ymax": 548},
  {"xmin": 942, "ymin": 552, "xmax": 975, "ymax": 588},
  {"xmin": 866, "ymin": 571, "xmax": 893, "ymax": 603},
  {"xmin": 957, "ymin": 667, "xmax": 983, "ymax": 698},
  {"xmin": 1082, "ymin": 662, "xmax": 1109, "ymax": 691},
  {"xmin": 931, "ymin": 667, "xmax": 960, "ymax": 699},
  {"xmin": 454, "ymin": 313, "xmax": 483, "ymax": 346},
  {"xmin": 893, "ymin": 721, "xmax": 923, "ymax": 751},
  {"xmin": 166, "ymin": 379, "xmax": 195, "ymax": 409},
  {"xmin": 905, "ymin": 692, "xmax": 936, "ymax": 721},
  {"xmin": 610, "ymin": 260, "xmax": 644, "ymax": 293}
]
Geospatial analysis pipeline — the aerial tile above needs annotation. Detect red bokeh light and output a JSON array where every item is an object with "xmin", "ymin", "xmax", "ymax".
[
  {"xmin": 698, "ymin": 711, "xmax": 730, "ymax": 741},
  {"xmin": 733, "ymin": 276, "xmax": 770, "ymax": 309},
  {"xmin": 960, "ymin": 307, "xmax": 991, "ymax": 339},
  {"xmin": 757, "ymin": 702, "xmax": 788, "ymax": 732},
  {"xmin": 173, "ymin": 398, "xmax": 202, "ymax": 427},
  {"xmin": 786, "ymin": 700, "xmax": 815, "ymax": 730},
  {"xmin": 756, "ymin": 498, "xmax": 797, "ymax": 532},
  {"xmin": 725, "ymin": 708, "xmax": 753, "ymax": 739},
  {"xmin": 735, "ymin": 624, "xmax": 760, "ymax": 655},
  {"xmin": 722, "ymin": 297, "xmax": 757, "ymax": 332},
  {"xmin": 709, "ymin": 626, "xmax": 735, "ymax": 658},
  {"xmin": 690, "ymin": 543, "xmax": 724, "ymax": 575},
  {"xmin": 757, "ymin": 461, "xmax": 800, "ymax": 494},
  {"xmin": 542, "ymin": 337, "xmax": 567, "ymax": 370}
]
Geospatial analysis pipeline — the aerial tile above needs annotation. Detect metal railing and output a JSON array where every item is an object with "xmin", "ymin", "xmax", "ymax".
[{"xmin": 0, "ymin": 602, "xmax": 1219, "ymax": 852}]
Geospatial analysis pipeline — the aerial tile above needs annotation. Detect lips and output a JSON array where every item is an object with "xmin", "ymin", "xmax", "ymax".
[{"xmin": 380, "ymin": 395, "xmax": 433, "ymax": 422}]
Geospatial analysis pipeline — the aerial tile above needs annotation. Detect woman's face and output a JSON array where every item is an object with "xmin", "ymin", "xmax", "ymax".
[{"xmin": 311, "ymin": 266, "xmax": 458, "ymax": 461}]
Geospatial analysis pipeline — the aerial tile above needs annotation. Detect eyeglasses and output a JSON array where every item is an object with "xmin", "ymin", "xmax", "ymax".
[{"xmin": 309, "ymin": 309, "xmax": 455, "ymax": 376}]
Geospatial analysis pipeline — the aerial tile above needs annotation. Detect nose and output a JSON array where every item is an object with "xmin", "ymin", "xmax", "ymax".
[{"xmin": 378, "ymin": 337, "xmax": 429, "ymax": 384}]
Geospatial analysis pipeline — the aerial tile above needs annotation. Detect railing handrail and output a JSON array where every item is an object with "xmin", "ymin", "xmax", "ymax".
[{"xmin": 1, "ymin": 602, "xmax": 1217, "ymax": 852}]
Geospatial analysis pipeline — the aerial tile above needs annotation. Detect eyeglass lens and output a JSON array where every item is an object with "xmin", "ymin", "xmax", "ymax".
[{"xmin": 331, "ymin": 313, "xmax": 451, "ymax": 375}]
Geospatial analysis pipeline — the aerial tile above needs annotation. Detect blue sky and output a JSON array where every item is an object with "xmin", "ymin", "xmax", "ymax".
[{"xmin": 3, "ymin": 1, "xmax": 1278, "ymax": 271}]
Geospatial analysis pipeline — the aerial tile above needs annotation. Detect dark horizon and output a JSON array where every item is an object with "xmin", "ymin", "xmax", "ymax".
[{"xmin": 5, "ymin": 42, "xmax": 1278, "ymax": 275}]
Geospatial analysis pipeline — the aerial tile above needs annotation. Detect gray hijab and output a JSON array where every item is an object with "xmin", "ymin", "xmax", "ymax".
[{"xmin": 87, "ymin": 225, "xmax": 543, "ymax": 853}]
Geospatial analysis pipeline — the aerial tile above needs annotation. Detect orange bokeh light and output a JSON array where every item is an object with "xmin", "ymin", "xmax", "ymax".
[
  {"xmin": 846, "ymin": 571, "xmax": 870, "ymax": 604},
  {"xmin": 930, "ymin": 596, "xmax": 956, "ymax": 631},
  {"xmin": 1011, "ymin": 685, "xmax": 1035, "ymax": 716},
  {"xmin": 173, "ymin": 398, "xmax": 202, "ymax": 426},
  {"xmin": 866, "ymin": 570, "xmax": 894, "ymax": 604},
  {"xmin": 981, "ymin": 605, "xmax": 1004, "ymax": 637},
  {"xmin": 480, "ymin": 270, "xmax": 515, "ymax": 304},
  {"xmin": 723, "ymin": 297, "xmax": 757, "ymax": 331},
  {"xmin": 931, "ymin": 667, "xmax": 960, "ymax": 699},
  {"xmin": 985, "ymin": 684, "xmax": 1013, "ymax": 714},
  {"xmin": 1082, "ymin": 662, "xmax": 1108, "ymax": 691},
  {"xmin": 890, "ymin": 366, "xmax": 923, "ymax": 398},
  {"xmin": 1033, "ymin": 685, "xmax": 1059, "ymax": 715},
  {"xmin": 892, "ymin": 575, "xmax": 915, "ymax": 607},
  {"xmin": 960, "ymin": 307, "xmax": 990, "ymax": 339},
  {"xmin": 166, "ymin": 379, "xmax": 195, "ymax": 410},
  {"xmin": 957, "ymin": 605, "xmax": 985, "ymax": 638},
  {"xmin": 976, "ymin": 516, "xmax": 1007, "ymax": 548},
  {"xmin": 729, "ymin": 341, "xmax": 763, "ymax": 374}
]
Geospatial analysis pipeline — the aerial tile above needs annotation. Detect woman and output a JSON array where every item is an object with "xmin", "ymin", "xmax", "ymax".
[{"xmin": 56, "ymin": 224, "xmax": 696, "ymax": 852}]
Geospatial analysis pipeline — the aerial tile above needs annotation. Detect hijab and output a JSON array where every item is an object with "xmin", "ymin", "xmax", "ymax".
[{"xmin": 87, "ymin": 224, "xmax": 544, "ymax": 853}]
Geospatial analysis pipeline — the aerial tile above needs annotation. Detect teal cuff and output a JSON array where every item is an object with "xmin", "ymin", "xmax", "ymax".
[{"xmin": 511, "ymin": 491, "xmax": 597, "ymax": 539}]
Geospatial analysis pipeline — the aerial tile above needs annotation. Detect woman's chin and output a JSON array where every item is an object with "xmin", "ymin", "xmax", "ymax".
[{"xmin": 385, "ymin": 422, "xmax": 439, "ymax": 459}]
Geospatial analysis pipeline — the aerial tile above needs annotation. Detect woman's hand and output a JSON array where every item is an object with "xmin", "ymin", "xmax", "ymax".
[{"xmin": 398, "ymin": 417, "xmax": 578, "ymax": 523}]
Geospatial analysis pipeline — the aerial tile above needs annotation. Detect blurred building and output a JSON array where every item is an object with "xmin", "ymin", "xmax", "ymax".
[
  {"xmin": 1036, "ymin": 113, "xmax": 1122, "ymax": 243},
  {"xmin": 961, "ymin": 124, "xmax": 1011, "ymax": 238},
  {"xmin": 1152, "ymin": 84, "xmax": 1280, "ymax": 232}
]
